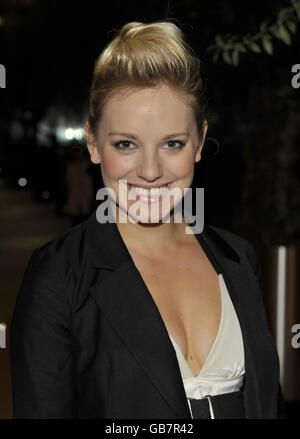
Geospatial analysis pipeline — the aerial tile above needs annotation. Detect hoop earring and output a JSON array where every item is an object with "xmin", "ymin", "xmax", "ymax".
[{"xmin": 204, "ymin": 137, "xmax": 220, "ymax": 156}]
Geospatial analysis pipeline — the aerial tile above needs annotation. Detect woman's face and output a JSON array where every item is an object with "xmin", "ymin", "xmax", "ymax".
[{"xmin": 86, "ymin": 82, "xmax": 208, "ymax": 224}]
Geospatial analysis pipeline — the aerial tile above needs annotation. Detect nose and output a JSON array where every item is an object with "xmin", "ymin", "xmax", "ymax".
[{"xmin": 136, "ymin": 149, "xmax": 163, "ymax": 181}]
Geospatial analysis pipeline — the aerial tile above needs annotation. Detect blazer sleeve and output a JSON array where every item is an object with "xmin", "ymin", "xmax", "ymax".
[
  {"xmin": 245, "ymin": 240, "xmax": 287, "ymax": 419},
  {"xmin": 10, "ymin": 246, "xmax": 75, "ymax": 418}
]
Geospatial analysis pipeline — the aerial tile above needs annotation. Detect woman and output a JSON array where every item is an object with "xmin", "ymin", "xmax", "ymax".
[{"xmin": 10, "ymin": 20, "xmax": 285, "ymax": 419}]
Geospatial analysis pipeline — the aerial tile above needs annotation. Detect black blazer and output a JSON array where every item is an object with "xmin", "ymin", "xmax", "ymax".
[{"xmin": 10, "ymin": 207, "xmax": 285, "ymax": 419}]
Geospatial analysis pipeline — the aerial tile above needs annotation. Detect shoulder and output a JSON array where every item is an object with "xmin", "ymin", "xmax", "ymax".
[
  {"xmin": 17, "ymin": 217, "xmax": 95, "ymax": 316},
  {"xmin": 208, "ymin": 224, "xmax": 252, "ymax": 249},
  {"xmin": 205, "ymin": 224, "xmax": 259, "ymax": 270},
  {"xmin": 25, "ymin": 217, "xmax": 92, "ymax": 284}
]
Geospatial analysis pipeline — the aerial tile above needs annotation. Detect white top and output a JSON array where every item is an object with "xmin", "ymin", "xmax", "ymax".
[{"xmin": 168, "ymin": 273, "xmax": 245, "ymax": 418}]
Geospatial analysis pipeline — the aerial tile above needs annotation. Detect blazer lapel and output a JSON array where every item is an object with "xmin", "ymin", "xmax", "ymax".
[
  {"xmin": 86, "ymin": 207, "xmax": 278, "ymax": 419},
  {"xmin": 196, "ymin": 228, "xmax": 262, "ymax": 418},
  {"xmin": 197, "ymin": 227, "xmax": 279, "ymax": 418},
  {"xmin": 87, "ymin": 210, "xmax": 191, "ymax": 418}
]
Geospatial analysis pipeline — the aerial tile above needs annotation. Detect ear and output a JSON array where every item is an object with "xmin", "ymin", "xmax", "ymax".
[
  {"xmin": 195, "ymin": 119, "xmax": 208, "ymax": 163},
  {"xmin": 85, "ymin": 121, "xmax": 101, "ymax": 164}
]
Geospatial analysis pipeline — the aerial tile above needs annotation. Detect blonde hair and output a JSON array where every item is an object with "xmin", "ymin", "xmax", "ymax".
[{"xmin": 88, "ymin": 19, "xmax": 207, "ymax": 142}]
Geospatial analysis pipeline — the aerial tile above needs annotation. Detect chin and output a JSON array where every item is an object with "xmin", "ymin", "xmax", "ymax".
[{"xmin": 115, "ymin": 200, "xmax": 172, "ymax": 224}]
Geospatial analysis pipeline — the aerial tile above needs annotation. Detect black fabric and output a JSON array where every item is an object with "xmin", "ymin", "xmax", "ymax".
[
  {"xmin": 189, "ymin": 398, "xmax": 211, "ymax": 419},
  {"xmin": 190, "ymin": 391, "xmax": 245, "ymax": 419},
  {"xmin": 10, "ymin": 206, "xmax": 282, "ymax": 418},
  {"xmin": 211, "ymin": 391, "xmax": 245, "ymax": 419}
]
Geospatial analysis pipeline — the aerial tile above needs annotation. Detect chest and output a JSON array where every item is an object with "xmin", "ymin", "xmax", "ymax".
[{"xmin": 128, "ymin": 244, "xmax": 222, "ymax": 377}]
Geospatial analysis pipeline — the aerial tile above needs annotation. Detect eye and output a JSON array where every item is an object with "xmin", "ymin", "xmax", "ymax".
[
  {"xmin": 164, "ymin": 140, "xmax": 186, "ymax": 151},
  {"xmin": 112, "ymin": 139, "xmax": 186, "ymax": 152},
  {"xmin": 113, "ymin": 140, "xmax": 135, "ymax": 152}
]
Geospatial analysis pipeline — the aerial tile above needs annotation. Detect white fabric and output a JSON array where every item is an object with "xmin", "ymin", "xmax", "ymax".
[{"xmin": 168, "ymin": 273, "xmax": 245, "ymax": 418}]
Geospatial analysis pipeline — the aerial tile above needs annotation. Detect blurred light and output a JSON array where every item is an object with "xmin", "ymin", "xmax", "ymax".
[
  {"xmin": 65, "ymin": 128, "xmax": 74, "ymax": 139},
  {"xmin": 18, "ymin": 177, "xmax": 27, "ymax": 187},
  {"xmin": 0, "ymin": 17, "xmax": 4, "ymax": 27},
  {"xmin": 36, "ymin": 120, "xmax": 51, "ymax": 146},
  {"xmin": 64, "ymin": 127, "xmax": 83, "ymax": 140},
  {"xmin": 74, "ymin": 128, "xmax": 83, "ymax": 140},
  {"xmin": 41, "ymin": 191, "xmax": 50, "ymax": 200}
]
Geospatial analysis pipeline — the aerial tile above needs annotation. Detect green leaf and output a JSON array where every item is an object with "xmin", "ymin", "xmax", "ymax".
[
  {"xmin": 246, "ymin": 41, "xmax": 261, "ymax": 53},
  {"xmin": 270, "ymin": 25, "xmax": 282, "ymax": 39},
  {"xmin": 278, "ymin": 7, "xmax": 289, "ymax": 21},
  {"xmin": 227, "ymin": 35, "xmax": 238, "ymax": 44},
  {"xmin": 232, "ymin": 49, "xmax": 239, "ymax": 66},
  {"xmin": 295, "ymin": 5, "xmax": 300, "ymax": 21},
  {"xmin": 262, "ymin": 36, "xmax": 273, "ymax": 55},
  {"xmin": 206, "ymin": 44, "xmax": 217, "ymax": 53},
  {"xmin": 260, "ymin": 20, "xmax": 270, "ymax": 33},
  {"xmin": 278, "ymin": 24, "xmax": 292, "ymax": 45},
  {"xmin": 236, "ymin": 43, "xmax": 247, "ymax": 53},
  {"xmin": 215, "ymin": 34, "xmax": 224, "ymax": 47},
  {"xmin": 286, "ymin": 20, "xmax": 297, "ymax": 34},
  {"xmin": 222, "ymin": 50, "xmax": 232, "ymax": 65}
]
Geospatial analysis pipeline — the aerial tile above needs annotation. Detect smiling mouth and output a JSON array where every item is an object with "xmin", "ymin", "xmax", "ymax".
[{"xmin": 126, "ymin": 182, "xmax": 172, "ymax": 197}]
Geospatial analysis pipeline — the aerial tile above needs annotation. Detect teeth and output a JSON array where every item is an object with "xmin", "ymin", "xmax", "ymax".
[{"xmin": 129, "ymin": 185, "xmax": 168, "ymax": 195}]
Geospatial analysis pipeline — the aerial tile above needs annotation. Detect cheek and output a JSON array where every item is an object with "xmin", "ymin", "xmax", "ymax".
[
  {"xmin": 101, "ymin": 152, "xmax": 132, "ymax": 179},
  {"xmin": 169, "ymin": 151, "xmax": 195, "ymax": 177}
]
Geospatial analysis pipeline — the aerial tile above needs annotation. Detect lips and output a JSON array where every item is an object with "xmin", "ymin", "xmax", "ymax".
[
  {"xmin": 126, "ymin": 182, "xmax": 171, "ymax": 202},
  {"xmin": 127, "ymin": 182, "xmax": 171, "ymax": 192}
]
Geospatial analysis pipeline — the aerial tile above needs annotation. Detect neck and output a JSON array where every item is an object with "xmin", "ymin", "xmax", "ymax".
[{"xmin": 111, "ymin": 201, "xmax": 192, "ymax": 254}]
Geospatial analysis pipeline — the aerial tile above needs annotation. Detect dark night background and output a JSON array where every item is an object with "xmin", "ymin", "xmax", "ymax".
[{"xmin": 0, "ymin": 0, "xmax": 299, "ymax": 419}]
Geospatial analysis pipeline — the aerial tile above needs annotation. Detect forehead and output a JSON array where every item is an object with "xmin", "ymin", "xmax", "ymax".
[{"xmin": 100, "ymin": 83, "xmax": 194, "ymax": 130}]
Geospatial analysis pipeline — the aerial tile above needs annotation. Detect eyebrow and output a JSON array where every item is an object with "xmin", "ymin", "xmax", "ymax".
[{"xmin": 108, "ymin": 132, "xmax": 189, "ymax": 140}]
